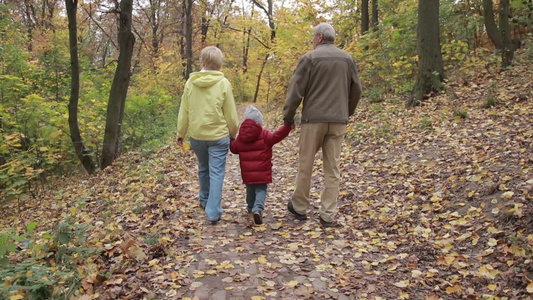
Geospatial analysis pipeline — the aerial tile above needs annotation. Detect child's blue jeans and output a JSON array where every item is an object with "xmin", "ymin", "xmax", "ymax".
[
  {"xmin": 190, "ymin": 136, "xmax": 229, "ymax": 221},
  {"xmin": 246, "ymin": 184, "xmax": 267, "ymax": 213}
]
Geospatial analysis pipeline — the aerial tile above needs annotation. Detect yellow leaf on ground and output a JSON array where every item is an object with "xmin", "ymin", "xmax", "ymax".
[
  {"xmin": 472, "ymin": 233, "xmax": 480, "ymax": 245},
  {"xmin": 445, "ymin": 284, "xmax": 462, "ymax": 294},
  {"xmin": 527, "ymin": 282, "xmax": 533, "ymax": 293},
  {"xmin": 411, "ymin": 270, "xmax": 423, "ymax": 278},
  {"xmin": 286, "ymin": 280, "xmax": 299, "ymax": 288},
  {"xmin": 501, "ymin": 191, "xmax": 514, "ymax": 199},
  {"xmin": 257, "ymin": 256, "xmax": 267, "ymax": 264},
  {"xmin": 487, "ymin": 284, "xmax": 497, "ymax": 291}
]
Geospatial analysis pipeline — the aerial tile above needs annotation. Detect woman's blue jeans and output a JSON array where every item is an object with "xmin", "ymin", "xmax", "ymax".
[
  {"xmin": 190, "ymin": 136, "xmax": 230, "ymax": 221},
  {"xmin": 246, "ymin": 184, "xmax": 267, "ymax": 213}
]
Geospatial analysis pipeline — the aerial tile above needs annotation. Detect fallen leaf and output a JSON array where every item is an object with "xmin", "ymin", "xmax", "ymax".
[
  {"xmin": 394, "ymin": 280, "xmax": 409, "ymax": 288},
  {"xmin": 527, "ymin": 282, "xmax": 533, "ymax": 293},
  {"xmin": 445, "ymin": 284, "xmax": 462, "ymax": 294}
]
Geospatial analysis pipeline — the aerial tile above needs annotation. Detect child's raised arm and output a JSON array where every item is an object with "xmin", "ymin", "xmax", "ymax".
[{"xmin": 264, "ymin": 125, "xmax": 292, "ymax": 147}]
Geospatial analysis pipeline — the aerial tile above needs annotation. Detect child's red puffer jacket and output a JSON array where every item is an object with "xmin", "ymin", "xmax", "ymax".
[{"xmin": 230, "ymin": 119, "xmax": 291, "ymax": 185}]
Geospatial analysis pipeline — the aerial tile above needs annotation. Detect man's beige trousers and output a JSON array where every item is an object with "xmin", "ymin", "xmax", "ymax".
[{"xmin": 291, "ymin": 123, "xmax": 346, "ymax": 223}]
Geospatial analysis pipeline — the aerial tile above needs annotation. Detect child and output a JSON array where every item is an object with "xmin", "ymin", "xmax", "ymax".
[
  {"xmin": 176, "ymin": 46, "xmax": 239, "ymax": 224},
  {"xmin": 230, "ymin": 105, "xmax": 292, "ymax": 225}
]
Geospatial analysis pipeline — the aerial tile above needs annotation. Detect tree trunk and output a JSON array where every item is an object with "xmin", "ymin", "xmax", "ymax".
[
  {"xmin": 250, "ymin": 0, "xmax": 275, "ymax": 103},
  {"xmin": 101, "ymin": 0, "xmax": 135, "ymax": 169},
  {"xmin": 483, "ymin": 0, "xmax": 502, "ymax": 49},
  {"xmin": 149, "ymin": 0, "xmax": 161, "ymax": 56},
  {"xmin": 253, "ymin": 54, "xmax": 268, "ymax": 103},
  {"xmin": 499, "ymin": 0, "xmax": 514, "ymax": 68},
  {"xmin": 201, "ymin": 15, "xmax": 209, "ymax": 47},
  {"xmin": 65, "ymin": 0, "xmax": 97, "ymax": 174},
  {"xmin": 361, "ymin": 0, "xmax": 370, "ymax": 34},
  {"xmin": 242, "ymin": 8, "xmax": 254, "ymax": 75},
  {"xmin": 408, "ymin": 0, "xmax": 445, "ymax": 107},
  {"xmin": 185, "ymin": 0, "xmax": 193, "ymax": 78},
  {"xmin": 371, "ymin": 0, "xmax": 379, "ymax": 30},
  {"xmin": 23, "ymin": 0, "xmax": 35, "ymax": 51}
]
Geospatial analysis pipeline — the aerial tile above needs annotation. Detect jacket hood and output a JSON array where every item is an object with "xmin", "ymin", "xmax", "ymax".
[
  {"xmin": 189, "ymin": 71, "xmax": 224, "ymax": 88},
  {"xmin": 238, "ymin": 119, "xmax": 262, "ymax": 143}
]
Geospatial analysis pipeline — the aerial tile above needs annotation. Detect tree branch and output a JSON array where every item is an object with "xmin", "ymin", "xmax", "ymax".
[
  {"xmin": 81, "ymin": 4, "xmax": 118, "ymax": 50},
  {"xmin": 226, "ymin": 26, "xmax": 270, "ymax": 49}
]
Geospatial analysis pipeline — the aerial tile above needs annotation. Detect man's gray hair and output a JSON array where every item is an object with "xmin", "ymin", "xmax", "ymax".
[{"xmin": 314, "ymin": 23, "xmax": 335, "ymax": 42}]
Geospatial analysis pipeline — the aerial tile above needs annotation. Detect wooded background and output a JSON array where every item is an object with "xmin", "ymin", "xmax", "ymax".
[{"xmin": 0, "ymin": 0, "xmax": 531, "ymax": 202}]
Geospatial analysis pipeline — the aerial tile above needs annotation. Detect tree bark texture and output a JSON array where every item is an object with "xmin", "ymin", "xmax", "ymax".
[
  {"xmin": 499, "ymin": 0, "xmax": 514, "ymax": 67},
  {"xmin": 23, "ymin": 0, "xmax": 35, "ymax": 51},
  {"xmin": 65, "ymin": 0, "xmax": 97, "ymax": 174},
  {"xmin": 149, "ymin": 0, "xmax": 161, "ymax": 56},
  {"xmin": 101, "ymin": 0, "xmax": 135, "ymax": 169},
  {"xmin": 250, "ymin": 0, "xmax": 276, "ymax": 103},
  {"xmin": 185, "ymin": 0, "xmax": 193, "ymax": 79},
  {"xmin": 371, "ymin": 0, "xmax": 379, "ymax": 30},
  {"xmin": 483, "ymin": 0, "xmax": 502, "ymax": 49},
  {"xmin": 253, "ymin": 54, "xmax": 269, "ymax": 103},
  {"xmin": 361, "ymin": 0, "xmax": 370, "ymax": 34},
  {"xmin": 409, "ymin": 0, "xmax": 445, "ymax": 107}
]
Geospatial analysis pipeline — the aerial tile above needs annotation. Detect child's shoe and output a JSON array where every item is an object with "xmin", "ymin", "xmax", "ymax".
[{"xmin": 253, "ymin": 212, "xmax": 263, "ymax": 225}]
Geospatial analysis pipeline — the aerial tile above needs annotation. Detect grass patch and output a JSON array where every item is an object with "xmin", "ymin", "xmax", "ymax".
[
  {"xmin": 453, "ymin": 109, "xmax": 468, "ymax": 119},
  {"xmin": 483, "ymin": 95, "xmax": 497, "ymax": 108},
  {"xmin": 420, "ymin": 118, "xmax": 433, "ymax": 131}
]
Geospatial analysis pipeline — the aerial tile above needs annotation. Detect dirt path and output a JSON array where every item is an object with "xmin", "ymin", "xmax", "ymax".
[{"xmin": 168, "ymin": 121, "xmax": 357, "ymax": 299}]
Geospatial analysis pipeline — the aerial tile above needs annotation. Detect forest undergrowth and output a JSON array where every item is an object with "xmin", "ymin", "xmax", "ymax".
[{"xmin": 0, "ymin": 41, "xmax": 532, "ymax": 299}]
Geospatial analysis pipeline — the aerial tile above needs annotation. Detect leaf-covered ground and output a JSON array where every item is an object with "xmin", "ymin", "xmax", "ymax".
[{"xmin": 1, "ymin": 47, "xmax": 532, "ymax": 299}]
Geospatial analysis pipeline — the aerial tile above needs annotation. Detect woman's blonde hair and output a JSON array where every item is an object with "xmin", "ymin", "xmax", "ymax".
[{"xmin": 201, "ymin": 46, "xmax": 224, "ymax": 70}]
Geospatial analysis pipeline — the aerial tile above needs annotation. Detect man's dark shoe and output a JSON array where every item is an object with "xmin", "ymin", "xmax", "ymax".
[
  {"xmin": 319, "ymin": 216, "xmax": 335, "ymax": 228},
  {"xmin": 253, "ymin": 212, "xmax": 263, "ymax": 225},
  {"xmin": 287, "ymin": 201, "xmax": 308, "ymax": 220}
]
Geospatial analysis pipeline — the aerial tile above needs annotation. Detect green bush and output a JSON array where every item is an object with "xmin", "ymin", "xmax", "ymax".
[
  {"xmin": 366, "ymin": 86, "xmax": 385, "ymax": 103},
  {"xmin": 0, "ymin": 219, "xmax": 97, "ymax": 299}
]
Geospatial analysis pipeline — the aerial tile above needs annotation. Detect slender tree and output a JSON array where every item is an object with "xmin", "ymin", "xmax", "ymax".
[
  {"xmin": 408, "ymin": 0, "xmax": 445, "ymax": 107},
  {"xmin": 23, "ymin": 0, "xmax": 36, "ymax": 51},
  {"xmin": 101, "ymin": 0, "xmax": 135, "ymax": 169},
  {"xmin": 483, "ymin": 0, "xmax": 502, "ymax": 49},
  {"xmin": 499, "ymin": 0, "xmax": 514, "ymax": 67},
  {"xmin": 249, "ymin": 0, "xmax": 275, "ymax": 103},
  {"xmin": 65, "ymin": 0, "xmax": 97, "ymax": 174},
  {"xmin": 361, "ymin": 0, "xmax": 369, "ymax": 34},
  {"xmin": 184, "ymin": 0, "xmax": 193, "ymax": 79},
  {"xmin": 371, "ymin": 0, "xmax": 378, "ymax": 30},
  {"xmin": 482, "ymin": 0, "xmax": 517, "ymax": 67},
  {"xmin": 143, "ymin": 0, "xmax": 166, "ymax": 57}
]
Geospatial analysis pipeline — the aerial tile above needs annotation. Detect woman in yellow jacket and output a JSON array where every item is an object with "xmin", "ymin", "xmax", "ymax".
[{"xmin": 176, "ymin": 46, "xmax": 239, "ymax": 224}]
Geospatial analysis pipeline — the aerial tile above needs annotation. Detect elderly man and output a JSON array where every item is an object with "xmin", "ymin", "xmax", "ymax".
[{"xmin": 283, "ymin": 22, "xmax": 362, "ymax": 227}]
